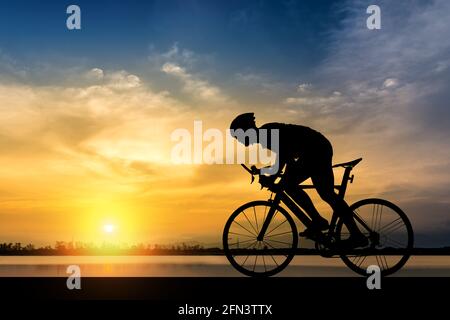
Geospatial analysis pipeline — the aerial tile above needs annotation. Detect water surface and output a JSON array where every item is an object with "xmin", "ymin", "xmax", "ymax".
[{"xmin": 0, "ymin": 255, "xmax": 449, "ymax": 277}]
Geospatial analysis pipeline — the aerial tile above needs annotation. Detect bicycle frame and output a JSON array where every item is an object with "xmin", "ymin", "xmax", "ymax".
[{"xmin": 254, "ymin": 164, "xmax": 373, "ymax": 243}]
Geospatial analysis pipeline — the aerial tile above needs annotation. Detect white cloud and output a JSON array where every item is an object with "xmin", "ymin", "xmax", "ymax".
[
  {"xmin": 297, "ymin": 83, "xmax": 312, "ymax": 93},
  {"xmin": 161, "ymin": 62, "xmax": 226, "ymax": 102},
  {"xmin": 284, "ymin": 94, "xmax": 345, "ymax": 110},
  {"xmin": 234, "ymin": 72, "xmax": 283, "ymax": 94},
  {"xmin": 434, "ymin": 60, "xmax": 450, "ymax": 73},
  {"xmin": 149, "ymin": 43, "xmax": 199, "ymax": 70},
  {"xmin": 106, "ymin": 70, "xmax": 141, "ymax": 89},
  {"xmin": 235, "ymin": 72, "xmax": 263, "ymax": 83},
  {"xmin": 162, "ymin": 43, "xmax": 179, "ymax": 59},
  {"xmin": 161, "ymin": 62, "xmax": 187, "ymax": 78},
  {"xmin": 86, "ymin": 68, "xmax": 104, "ymax": 80},
  {"xmin": 148, "ymin": 44, "xmax": 231, "ymax": 104},
  {"xmin": 382, "ymin": 78, "xmax": 399, "ymax": 89},
  {"xmin": 0, "ymin": 50, "xmax": 28, "ymax": 80},
  {"xmin": 84, "ymin": 68, "xmax": 140, "ymax": 90}
]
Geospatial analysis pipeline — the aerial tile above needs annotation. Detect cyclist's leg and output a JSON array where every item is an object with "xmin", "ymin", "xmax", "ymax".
[
  {"xmin": 312, "ymin": 166, "xmax": 365, "ymax": 239},
  {"xmin": 286, "ymin": 187, "xmax": 327, "ymax": 226},
  {"xmin": 284, "ymin": 165, "xmax": 328, "ymax": 229}
]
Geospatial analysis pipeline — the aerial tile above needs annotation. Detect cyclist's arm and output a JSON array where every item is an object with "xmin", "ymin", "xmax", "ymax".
[
  {"xmin": 259, "ymin": 148, "xmax": 286, "ymax": 176},
  {"xmin": 283, "ymin": 158, "xmax": 309, "ymax": 184}
]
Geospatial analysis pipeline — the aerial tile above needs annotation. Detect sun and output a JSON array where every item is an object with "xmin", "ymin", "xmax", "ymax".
[{"xmin": 103, "ymin": 224, "xmax": 116, "ymax": 234}]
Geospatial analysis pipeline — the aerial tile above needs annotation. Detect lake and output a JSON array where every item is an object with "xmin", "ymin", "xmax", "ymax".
[{"xmin": 0, "ymin": 256, "xmax": 449, "ymax": 277}]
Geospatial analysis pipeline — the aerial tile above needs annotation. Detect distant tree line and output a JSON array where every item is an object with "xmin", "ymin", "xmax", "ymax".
[
  {"xmin": 0, "ymin": 241, "xmax": 223, "ymax": 256},
  {"xmin": 1, "ymin": 242, "xmax": 450, "ymax": 256}
]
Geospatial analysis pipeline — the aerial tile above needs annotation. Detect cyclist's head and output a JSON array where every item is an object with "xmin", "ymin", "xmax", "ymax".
[{"xmin": 230, "ymin": 112, "xmax": 257, "ymax": 146}]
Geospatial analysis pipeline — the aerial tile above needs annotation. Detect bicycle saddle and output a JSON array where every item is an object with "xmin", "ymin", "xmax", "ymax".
[{"xmin": 332, "ymin": 158, "xmax": 362, "ymax": 168}]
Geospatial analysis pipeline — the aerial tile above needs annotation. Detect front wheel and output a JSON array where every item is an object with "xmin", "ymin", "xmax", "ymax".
[
  {"xmin": 223, "ymin": 201, "xmax": 298, "ymax": 277},
  {"xmin": 337, "ymin": 198, "xmax": 414, "ymax": 276}
]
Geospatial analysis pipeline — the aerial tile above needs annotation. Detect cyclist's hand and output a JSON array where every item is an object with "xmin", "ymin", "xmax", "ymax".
[
  {"xmin": 258, "ymin": 175, "xmax": 275, "ymax": 189},
  {"xmin": 250, "ymin": 165, "xmax": 260, "ymax": 175}
]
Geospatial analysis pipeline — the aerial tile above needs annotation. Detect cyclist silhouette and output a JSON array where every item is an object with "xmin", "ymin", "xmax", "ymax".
[{"xmin": 230, "ymin": 112, "xmax": 368, "ymax": 249}]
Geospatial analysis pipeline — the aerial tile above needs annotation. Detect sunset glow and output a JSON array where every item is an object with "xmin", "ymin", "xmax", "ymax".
[{"xmin": 103, "ymin": 224, "xmax": 115, "ymax": 234}]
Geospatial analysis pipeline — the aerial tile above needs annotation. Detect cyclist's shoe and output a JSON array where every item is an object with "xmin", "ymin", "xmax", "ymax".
[
  {"xmin": 299, "ymin": 218, "xmax": 329, "ymax": 239},
  {"xmin": 298, "ymin": 228, "xmax": 317, "ymax": 239},
  {"xmin": 336, "ymin": 234, "xmax": 369, "ymax": 250}
]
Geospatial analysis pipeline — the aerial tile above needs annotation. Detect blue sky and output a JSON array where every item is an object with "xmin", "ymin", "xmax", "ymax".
[{"xmin": 0, "ymin": 0, "xmax": 342, "ymax": 82}]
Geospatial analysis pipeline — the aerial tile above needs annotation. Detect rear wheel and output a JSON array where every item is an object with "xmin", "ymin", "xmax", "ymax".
[
  {"xmin": 223, "ymin": 201, "xmax": 298, "ymax": 277},
  {"xmin": 337, "ymin": 198, "xmax": 414, "ymax": 276}
]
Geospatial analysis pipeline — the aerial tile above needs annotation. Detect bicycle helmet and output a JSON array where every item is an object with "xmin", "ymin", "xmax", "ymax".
[{"xmin": 230, "ymin": 112, "xmax": 256, "ymax": 133}]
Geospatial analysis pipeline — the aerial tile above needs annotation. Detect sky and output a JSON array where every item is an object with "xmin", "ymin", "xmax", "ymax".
[{"xmin": 0, "ymin": 0, "xmax": 449, "ymax": 247}]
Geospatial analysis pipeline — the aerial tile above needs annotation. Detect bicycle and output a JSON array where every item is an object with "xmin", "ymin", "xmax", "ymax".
[{"xmin": 223, "ymin": 158, "xmax": 414, "ymax": 277}]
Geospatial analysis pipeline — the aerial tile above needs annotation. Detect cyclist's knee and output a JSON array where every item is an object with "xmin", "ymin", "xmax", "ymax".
[
  {"xmin": 318, "ymin": 189, "xmax": 337, "ymax": 205},
  {"xmin": 284, "ymin": 178, "xmax": 301, "ymax": 190}
]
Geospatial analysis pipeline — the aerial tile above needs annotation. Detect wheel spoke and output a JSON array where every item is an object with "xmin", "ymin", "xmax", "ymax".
[
  {"xmin": 228, "ymin": 238, "xmax": 258, "ymax": 247},
  {"xmin": 266, "ymin": 249, "xmax": 279, "ymax": 266},
  {"xmin": 372, "ymin": 204, "xmax": 380, "ymax": 232},
  {"xmin": 371, "ymin": 205, "xmax": 376, "ymax": 230},
  {"xmin": 263, "ymin": 240, "xmax": 288, "ymax": 259},
  {"xmin": 265, "ymin": 219, "xmax": 288, "ymax": 236},
  {"xmin": 378, "ymin": 205, "xmax": 383, "ymax": 231},
  {"xmin": 354, "ymin": 209, "xmax": 370, "ymax": 231},
  {"xmin": 265, "ymin": 238, "xmax": 292, "ymax": 246},
  {"xmin": 242, "ymin": 210, "xmax": 258, "ymax": 235},
  {"xmin": 375, "ymin": 255, "xmax": 381, "ymax": 270},
  {"xmin": 264, "ymin": 231, "xmax": 293, "ymax": 238},
  {"xmin": 383, "ymin": 236, "xmax": 405, "ymax": 248},
  {"xmin": 262, "ymin": 255, "xmax": 267, "ymax": 272},
  {"xmin": 373, "ymin": 204, "xmax": 380, "ymax": 232},
  {"xmin": 232, "ymin": 220, "xmax": 257, "ymax": 236},
  {"xmin": 352, "ymin": 255, "xmax": 367, "ymax": 268},
  {"xmin": 229, "ymin": 231, "xmax": 256, "ymax": 238},
  {"xmin": 375, "ymin": 255, "xmax": 388, "ymax": 270},
  {"xmin": 380, "ymin": 219, "xmax": 404, "ymax": 237},
  {"xmin": 243, "ymin": 240, "xmax": 258, "ymax": 250},
  {"xmin": 378, "ymin": 217, "xmax": 401, "ymax": 233},
  {"xmin": 241, "ymin": 254, "xmax": 250, "ymax": 267},
  {"xmin": 382, "ymin": 255, "xmax": 389, "ymax": 270}
]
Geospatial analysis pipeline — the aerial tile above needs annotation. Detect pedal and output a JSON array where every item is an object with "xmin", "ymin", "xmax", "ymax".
[
  {"xmin": 299, "ymin": 229, "xmax": 323, "ymax": 242},
  {"xmin": 299, "ymin": 230, "xmax": 315, "ymax": 239},
  {"xmin": 315, "ymin": 241, "xmax": 335, "ymax": 258}
]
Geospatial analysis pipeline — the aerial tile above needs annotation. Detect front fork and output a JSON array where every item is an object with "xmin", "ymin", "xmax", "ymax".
[
  {"xmin": 257, "ymin": 205, "xmax": 277, "ymax": 242},
  {"xmin": 256, "ymin": 194, "xmax": 282, "ymax": 241}
]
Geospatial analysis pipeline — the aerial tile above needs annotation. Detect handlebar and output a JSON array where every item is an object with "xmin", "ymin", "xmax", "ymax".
[
  {"xmin": 240, "ymin": 164, "xmax": 256, "ymax": 184},
  {"xmin": 241, "ymin": 164, "xmax": 283, "ymax": 190}
]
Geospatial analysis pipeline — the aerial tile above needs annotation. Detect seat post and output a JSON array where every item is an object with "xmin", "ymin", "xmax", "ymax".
[{"xmin": 338, "ymin": 167, "xmax": 352, "ymax": 198}]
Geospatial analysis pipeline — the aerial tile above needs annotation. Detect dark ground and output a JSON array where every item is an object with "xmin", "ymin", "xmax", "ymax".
[{"xmin": 0, "ymin": 277, "xmax": 448, "ymax": 318}]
